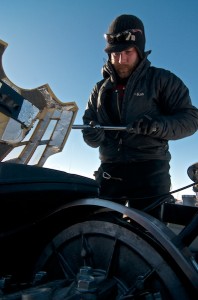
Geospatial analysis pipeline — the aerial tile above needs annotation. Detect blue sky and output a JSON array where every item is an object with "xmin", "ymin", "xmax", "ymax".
[{"xmin": 1, "ymin": 0, "xmax": 198, "ymax": 199}]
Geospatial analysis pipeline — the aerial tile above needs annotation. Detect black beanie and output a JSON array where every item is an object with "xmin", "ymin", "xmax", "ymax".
[{"xmin": 104, "ymin": 14, "xmax": 146, "ymax": 58}]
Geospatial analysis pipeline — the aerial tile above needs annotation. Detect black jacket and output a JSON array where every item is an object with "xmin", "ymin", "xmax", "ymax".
[{"xmin": 82, "ymin": 53, "xmax": 198, "ymax": 163}]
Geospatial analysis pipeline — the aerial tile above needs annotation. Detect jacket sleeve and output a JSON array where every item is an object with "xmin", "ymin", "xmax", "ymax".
[
  {"xmin": 82, "ymin": 84, "xmax": 105, "ymax": 148},
  {"xmin": 153, "ymin": 71, "xmax": 198, "ymax": 140}
]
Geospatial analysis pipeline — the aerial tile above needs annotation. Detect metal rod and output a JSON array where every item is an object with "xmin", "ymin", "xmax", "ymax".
[{"xmin": 72, "ymin": 125, "xmax": 127, "ymax": 131}]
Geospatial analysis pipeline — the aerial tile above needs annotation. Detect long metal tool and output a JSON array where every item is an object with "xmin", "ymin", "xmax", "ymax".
[{"xmin": 72, "ymin": 124, "xmax": 127, "ymax": 131}]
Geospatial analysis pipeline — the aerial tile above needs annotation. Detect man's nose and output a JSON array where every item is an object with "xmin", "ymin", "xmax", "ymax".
[{"xmin": 118, "ymin": 52, "xmax": 127, "ymax": 63}]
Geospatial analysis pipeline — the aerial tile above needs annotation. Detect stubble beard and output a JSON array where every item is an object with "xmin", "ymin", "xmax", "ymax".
[{"xmin": 115, "ymin": 63, "xmax": 138, "ymax": 79}]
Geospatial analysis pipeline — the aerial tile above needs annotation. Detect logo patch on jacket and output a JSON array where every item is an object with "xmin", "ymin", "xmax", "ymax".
[{"xmin": 134, "ymin": 92, "xmax": 144, "ymax": 96}]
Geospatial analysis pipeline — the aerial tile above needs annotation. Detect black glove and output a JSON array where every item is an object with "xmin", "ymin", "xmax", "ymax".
[
  {"xmin": 126, "ymin": 115, "xmax": 161, "ymax": 135},
  {"xmin": 82, "ymin": 121, "xmax": 105, "ymax": 145}
]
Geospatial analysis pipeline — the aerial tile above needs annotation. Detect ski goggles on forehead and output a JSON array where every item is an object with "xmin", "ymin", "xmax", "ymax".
[{"xmin": 104, "ymin": 29, "xmax": 143, "ymax": 44}]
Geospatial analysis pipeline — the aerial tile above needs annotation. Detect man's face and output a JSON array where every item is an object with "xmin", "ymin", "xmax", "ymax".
[{"xmin": 110, "ymin": 47, "xmax": 140, "ymax": 78}]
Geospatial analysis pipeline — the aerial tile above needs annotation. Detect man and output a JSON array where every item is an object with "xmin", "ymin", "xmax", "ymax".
[{"xmin": 82, "ymin": 14, "xmax": 198, "ymax": 218}]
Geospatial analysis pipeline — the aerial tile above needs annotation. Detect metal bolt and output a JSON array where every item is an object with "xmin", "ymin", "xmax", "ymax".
[{"xmin": 77, "ymin": 266, "xmax": 97, "ymax": 292}]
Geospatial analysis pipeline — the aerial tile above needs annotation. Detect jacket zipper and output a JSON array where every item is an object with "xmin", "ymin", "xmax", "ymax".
[
  {"xmin": 115, "ymin": 88, "xmax": 123, "ymax": 152},
  {"xmin": 118, "ymin": 138, "xmax": 122, "ymax": 151},
  {"xmin": 115, "ymin": 89, "xmax": 122, "ymax": 120}
]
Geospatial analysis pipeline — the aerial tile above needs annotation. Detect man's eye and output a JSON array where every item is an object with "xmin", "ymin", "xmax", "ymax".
[{"xmin": 112, "ymin": 52, "xmax": 120, "ymax": 56}]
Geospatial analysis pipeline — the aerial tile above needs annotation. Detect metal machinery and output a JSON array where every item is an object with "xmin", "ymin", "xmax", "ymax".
[{"xmin": 0, "ymin": 39, "xmax": 198, "ymax": 300}]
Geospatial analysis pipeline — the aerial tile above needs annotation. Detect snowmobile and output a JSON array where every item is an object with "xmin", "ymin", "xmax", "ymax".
[{"xmin": 0, "ymin": 39, "xmax": 198, "ymax": 300}]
